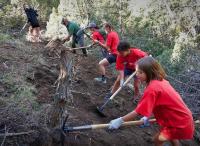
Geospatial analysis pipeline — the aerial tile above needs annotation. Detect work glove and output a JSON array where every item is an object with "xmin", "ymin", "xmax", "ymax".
[
  {"xmin": 120, "ymin": 79, "xmax": 124, "ymax": 87},
  {"xmin": 108, "ymin": 117, "xmax": 124, "ymax": 130},
  {"xmin": 140, "ymin": 116, "xmax": 150, "ymax": 128}
]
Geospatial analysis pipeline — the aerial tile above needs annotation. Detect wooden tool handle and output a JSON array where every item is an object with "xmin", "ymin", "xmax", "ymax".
[
  {"xmin": 64, "ymin": 44, "xmax": 94, "ymax": 51},
  {"xmin": 65, "ymin": 119, "xmax": 199, "ymax": 132},
  {"xmin": 123, "ymin": 71, "xmax": 137, "ymax": 85},
  {"xmin": 91, "ymin": 119, "xmax": 156, "ymax": 129},
  {"xmin": 110, "ymin": 71, "xmax": 136, "ymax": 100},
  {"xmin": 92, "ymin": 119, "xmax": 200, "ymax": 130}
]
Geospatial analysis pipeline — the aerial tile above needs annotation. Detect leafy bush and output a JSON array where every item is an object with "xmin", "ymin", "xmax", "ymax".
[
  {"xmin": 0, "ymin": 33, "xmax": 11, "ymax": 41},
  {"xmin": 0, "ymin": 5, "xmax": 24, "ymax": 31}
]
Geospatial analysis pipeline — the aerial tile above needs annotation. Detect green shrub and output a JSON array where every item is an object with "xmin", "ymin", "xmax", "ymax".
[
  {"xmin": 0, "ymin": 5, "xmax": 24, "ymax": 31},
  {"xmin": 0, "ymin": 33, "xmax": 11, "ymax": 41}
]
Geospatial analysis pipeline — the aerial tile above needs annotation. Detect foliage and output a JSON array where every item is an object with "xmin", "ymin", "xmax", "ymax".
[
  {"xmin": 44, "ymin": 0, "xmax": 199, "ymax": 74},
  {"xmin": 126, "ymin": 0, "xmax": 199, "ymax": 73},
  {"xmin": 0, "ymin": 71, "xmax": 39, "ymax": 110},
  {"xmin": 36, "ymin": 0, "xmax": 59, "ymax": 18},
  {"xmin": 0, "ymin": 0, "xmax": 198, "ymax": 74},
  {"xmin": 0, "ymin": 4, "xmax": 24, "ymax": 31},
  {"xmin": 0, "ymin": 33, "xmax": 12, "ymax": 42}
]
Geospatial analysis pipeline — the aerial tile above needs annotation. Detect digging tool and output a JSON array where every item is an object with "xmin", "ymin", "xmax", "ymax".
[
  {"xmin": 63, "ymin": 118, "xmax": 200, "ymax": 133},
  {"xmin": 45, "ymin": 38, "xmax": 95, "ymax": 51},
  {"xmin": 64, "ymin": 44, "xmax": 95, "ymax": 51},
  {"xmin": 20, "ymin": 22, "xmax": 28, "ymax": 34},
  {"xmin": 96, "ymin": 71, "xmax": 137, "ymax": 117},
  {"xmin": 64, "ymin": 119, "xmax": 157, "ymax": 132}
]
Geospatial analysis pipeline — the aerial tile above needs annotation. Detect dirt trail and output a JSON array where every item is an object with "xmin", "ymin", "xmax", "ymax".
[
  {"xmin": 58, "ymin": 52, "xmax": 199, "ymax": 146},
  {"xmin": 0, "ymin": 41, "xmax": 199, "ymax": 146}
]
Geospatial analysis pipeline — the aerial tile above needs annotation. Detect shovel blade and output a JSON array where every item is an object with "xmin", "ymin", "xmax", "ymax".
[{"xmin": 96, "ymin": 106, "xmax": 107, "ymax": 117}]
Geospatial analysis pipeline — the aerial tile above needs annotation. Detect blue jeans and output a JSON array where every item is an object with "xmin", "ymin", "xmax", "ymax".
[{"xmin": 72, "ymin": 33, "xmax": 86, "ymax": 54}]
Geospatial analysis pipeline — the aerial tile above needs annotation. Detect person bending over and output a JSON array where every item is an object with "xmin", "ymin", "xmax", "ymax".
[
  {"xmin": 109, "ymin": 56, "xmax": 194, "ymax": 146},
  {"xmin": 105, "ymin": 41, "xmax": 147, "ymax": 100},
  {"xmin": 87, "ymin": 22, "xmax": 108, "ymax": 58},
  {"xmin": 62, "ymin": 18, "xmax": 87, "ymax": 56},
  {"xmin": 23, "ymin": 4, "xmax": 41, "ymax": 42}
]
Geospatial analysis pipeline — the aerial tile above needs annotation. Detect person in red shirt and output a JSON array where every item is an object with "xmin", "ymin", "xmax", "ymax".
[
  {"xmin": 104, "ymin": 41, "xmax": 147, "ymax": 100},
  {"xmin": 87, "ymin": 22, "xmax": 108, "ymax": 58},
  {"xmin": 108, "ymin": 56, "xmax": 194, "ymax": 146},
  {"xmin": 94, "ymin": 23, "xmax": 120, "ymax": 84}
]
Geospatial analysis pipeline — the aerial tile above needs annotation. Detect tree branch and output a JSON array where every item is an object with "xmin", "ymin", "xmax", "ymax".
[{"xmin": 0, "ymin": 130, "xmax": 35, "ymax": 137}]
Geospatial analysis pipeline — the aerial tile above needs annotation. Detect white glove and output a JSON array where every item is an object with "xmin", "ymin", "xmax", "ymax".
[
  {"xmin": 109, "ymin": 117, "xmax": 124, "ymax": 130},
  {"xmin": 120, "ymin": 79, "xmax": 124, "ymax": 87},
  {"xmin": 140, "ymin": 116, "xmax": 150, "ymax": 127}
]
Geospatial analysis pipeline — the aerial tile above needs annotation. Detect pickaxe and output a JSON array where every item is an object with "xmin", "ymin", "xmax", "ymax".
[
  {"xmin": 62, "ymin": 117, "xmax": 199, "ymax": 133},
  {"xmin": 96, "ymin": 71, "xmax": 137, "ymax": 117},
  {"xmin": 63, "ymin": 118, "xmax": 156, "ymax": 132}
]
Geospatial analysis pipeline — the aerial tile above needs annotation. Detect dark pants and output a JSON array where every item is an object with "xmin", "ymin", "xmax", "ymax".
[
  {"xmin": 30, "ymin": 19, "xmax": 40, "ymax": 28},
  {"xmin": 72, "ymin": 34, "xmax": 87, "ymax": 55},
  {"xmin": 106, "ymin": 54, "xmax": 117, "ymax": 64},
  {"xmin": 100, "ymin": 47, "xmax": 109, "ymax": 58}
]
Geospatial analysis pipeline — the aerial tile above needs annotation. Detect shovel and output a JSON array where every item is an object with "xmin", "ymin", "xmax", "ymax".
[
  {"xmin": 96, "ymin": 71, "xmax": 137, "ymax": 117},
  {"xmin": 64, "ymin": 119, "xmax": 157, "ymax": 132}
]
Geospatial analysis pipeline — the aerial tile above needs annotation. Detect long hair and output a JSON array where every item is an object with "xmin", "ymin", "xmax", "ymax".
[
  {"xmin": 104, "ymin": 23, "xmax": 113, "ymax": 29},
  {"xmin": 136, "ymin": 56, "xmax": 166, "ymax": 84}
]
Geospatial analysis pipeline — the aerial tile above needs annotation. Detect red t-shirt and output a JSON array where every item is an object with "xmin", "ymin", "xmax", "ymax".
[
  {"xmin": 116, "ymin": 48, "xmax": 147, "ymax": 70},
  {"xmin": 135, "ymin": 80, "xmax": 194, "ymax": 137},
  {"xmin": 106, "ymin": 31, "xmax": 119, "ymax": 55},
  {"xmin": 92, "ymin": 31, "xmax": 105, "ymax": 43}
]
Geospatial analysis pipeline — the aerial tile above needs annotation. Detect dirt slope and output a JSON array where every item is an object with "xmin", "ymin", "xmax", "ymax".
[
  {"xmin": 58, "ymin": 51, "xmax": 199, "ymax": 146},
  {"xmin": 0, "ymin": 40, "xmax": 199, "ymax": 146}
]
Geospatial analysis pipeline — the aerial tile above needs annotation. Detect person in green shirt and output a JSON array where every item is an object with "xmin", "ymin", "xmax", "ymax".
[{"xmin": 62, "ymin": 18, "xmax": 87, "ymax": 56}]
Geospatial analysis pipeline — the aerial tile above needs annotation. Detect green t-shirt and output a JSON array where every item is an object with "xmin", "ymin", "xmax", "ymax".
[{"xmin": 66, "ymin": 21, "xmax": 80, "ymax": 36}]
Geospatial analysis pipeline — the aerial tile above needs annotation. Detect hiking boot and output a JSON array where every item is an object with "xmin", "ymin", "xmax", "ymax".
[
  {"xmin": 82, "ymin": 53, "xmax": 88, "ymax": 57},
  {"xmin": 82, "ymin": 48, "xmax": 88, "ymax": 56},
  {"xmin": 94, "ymin": 77, "xmax": 107, "ymax": 84}
]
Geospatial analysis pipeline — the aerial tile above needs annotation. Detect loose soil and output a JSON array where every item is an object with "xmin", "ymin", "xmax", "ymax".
[{"xmin": 0, "ymin": 40, "xmax": 199, "ymax": 146}]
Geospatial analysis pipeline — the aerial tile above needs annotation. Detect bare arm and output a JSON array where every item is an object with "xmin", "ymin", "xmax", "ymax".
[
  {"xmin": 63, "ymin": 35, "xmax": 72, "ymax": 42},
  {"xmin": 119, "ymin": 70, "xmax": 124, "ymax": 81},
  {"xmin": 122, "ymin": 111, "xmax": 138, "ymax": 122},
  {"xmin": 95, "ymin": 41, "xmax": 111, "ymax": 52}
]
